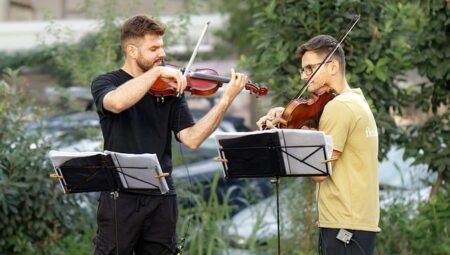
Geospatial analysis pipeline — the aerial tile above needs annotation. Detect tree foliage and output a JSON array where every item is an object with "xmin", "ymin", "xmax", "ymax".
[
  {"xmin": 0, "ymin": 69, "xmax": 94, "ymax": 254},
  {"xmin": 400, "ymin": 0, "xmax": 450, "ymax": 197},
  {"xmin": 216, "ymin": 0, "xmax": 449, "ymax": 192}
]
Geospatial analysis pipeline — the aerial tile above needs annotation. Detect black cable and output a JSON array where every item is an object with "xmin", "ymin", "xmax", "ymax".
[
  {"xmin": 175, "ymin": 135, "xmax": 196, "ymax": 255},
  {"xmin": 351, "ymin": 238, "xmax": 366, "ymax": 255},
  {"xmin": 174, "ymin": 99, "xmax": 196, "ymax": 255}
]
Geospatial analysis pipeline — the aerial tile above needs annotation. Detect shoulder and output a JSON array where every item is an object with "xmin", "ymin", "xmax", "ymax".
[
  {"xmin": 92, "ymin": 70, "xmax": 124, "ymax": 85},
  {"xmin": 324, "ymin": 89, "xmax": 365, "ymax": 114},
  {"xmin": 323, "ymin": 96, "xmax": 353, "ymax": 116}
]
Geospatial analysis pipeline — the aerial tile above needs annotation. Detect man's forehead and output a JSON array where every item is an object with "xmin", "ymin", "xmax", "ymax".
[
  {"xmin": 301, "ymin": 51, "xmax": 322, "ymax": 65},
  {"xmin": 144, "ymin": 33, "xmax": 163, "ymax": 43},
  {"xmin": 132, "ymin": 34, "xmax": 163, "ymax": 47}
]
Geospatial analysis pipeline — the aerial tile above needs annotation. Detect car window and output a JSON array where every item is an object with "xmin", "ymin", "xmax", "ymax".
[{"xmin": 379, "ymin": 147, "xmax": 433, "ymax": 189}]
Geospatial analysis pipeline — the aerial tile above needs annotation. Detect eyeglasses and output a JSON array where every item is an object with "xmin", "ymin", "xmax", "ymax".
[{"xmin": 299, "ymin": 60, "xmax": 332, "ymax": 76}]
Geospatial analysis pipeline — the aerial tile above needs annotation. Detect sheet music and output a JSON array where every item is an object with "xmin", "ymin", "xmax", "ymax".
[
  {"xmin": 277, "ymin": 129, "xmax": 333, "ymax": 175},
  {"xmin": 48, "ymin": 150, "xmax": 169, "ymax": 194},
  {"xmin": 105, "ymin": 151, "xmax": 169, "ymax": 194},
  {"xmin": 214, "ymin": 129, "xmax": 334, "ymax": 176}
]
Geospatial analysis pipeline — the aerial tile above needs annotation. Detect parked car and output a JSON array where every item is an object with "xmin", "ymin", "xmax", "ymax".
[{"xmin": 27, "ymin": 110, "xmax": 102, "ymax": 151}]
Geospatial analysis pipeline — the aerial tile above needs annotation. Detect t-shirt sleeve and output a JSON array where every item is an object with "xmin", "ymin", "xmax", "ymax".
[
  {"xmin": 319, "ymin": 100, "xmax": 354, "ymax": 152},
  {"xmin": 91, "ymin": 75, "xmax": 117, "ymax": 116},
  {"xmin": 172, "ymin": 95, "xmax": 195, "ymax": 141}
]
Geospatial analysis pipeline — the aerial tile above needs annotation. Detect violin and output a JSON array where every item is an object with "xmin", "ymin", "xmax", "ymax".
[
  {"xmin": 274, "ymin": 89, "xmax": 336, "ymax": 129},
  {"xmin": 149, "ymin": 65, "xmax": 268, "ymax": 97},
  {"xmin": 270, "ymin": 15, "xmax": 360, "ymax": 130}
]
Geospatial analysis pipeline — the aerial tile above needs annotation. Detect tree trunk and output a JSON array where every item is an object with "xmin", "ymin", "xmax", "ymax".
[{"xmin": 429, "ymin": 172, "xmax": 443, "ymax": 199}]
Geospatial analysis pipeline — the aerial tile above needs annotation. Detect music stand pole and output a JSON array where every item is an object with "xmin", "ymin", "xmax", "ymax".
[
  {"xmin": 110, "ymin": 191, "xmax": 119, "ymax": 255},
  {"xmin": 270, "ymin": 176, "xmax": 281, "ymax": 255}
]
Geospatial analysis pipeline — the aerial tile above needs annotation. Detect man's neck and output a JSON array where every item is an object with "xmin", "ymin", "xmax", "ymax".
[
  {"xmin": 121, "ymin": 61, "xmax": 144, "ymax": 78},
  {"xmin": 329, "ymin": 75, "xmax": 350, "ymax": 94}
]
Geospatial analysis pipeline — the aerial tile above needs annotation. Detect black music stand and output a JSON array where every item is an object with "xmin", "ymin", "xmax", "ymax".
[
  {"xmin": 48, "ymin": 150, "xmax": 169, "ymax": 194},
  {"xmin": 48, "ymin": 150, "xmax": 170, "ymax": 255},
  {"xmin": 215, "ymin": 129, "xmax": 333, "ymax": 255}
]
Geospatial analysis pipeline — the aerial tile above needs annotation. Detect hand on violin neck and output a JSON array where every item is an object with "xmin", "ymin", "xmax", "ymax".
[{"xmin": 221, "ymin": 69, "xmax": 248, "ymax": 103}]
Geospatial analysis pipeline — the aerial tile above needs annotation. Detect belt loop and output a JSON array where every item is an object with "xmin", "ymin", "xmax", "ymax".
[{"xmin": 135, "ymin": 196, "xmax": 146, "ymax": 211}]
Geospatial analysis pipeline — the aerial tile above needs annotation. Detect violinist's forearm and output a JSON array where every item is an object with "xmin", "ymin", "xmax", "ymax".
[
  {"xmin": 178, "ymin": 98, "xmax": 232, "ymax": 149},
  {"xmin": 103, "ymin": 69, "xmax": 159, "ymax": 113}
]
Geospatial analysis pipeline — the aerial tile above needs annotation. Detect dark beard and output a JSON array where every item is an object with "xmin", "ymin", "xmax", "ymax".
[{"xmin": 136, "ymin": 57, "xmax": 154, "ymax": 72}]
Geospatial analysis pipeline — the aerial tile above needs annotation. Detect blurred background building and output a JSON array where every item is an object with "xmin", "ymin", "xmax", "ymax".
[{"xmin": 0, "ymin": 0, "xmax": 265, "ymax": 129}]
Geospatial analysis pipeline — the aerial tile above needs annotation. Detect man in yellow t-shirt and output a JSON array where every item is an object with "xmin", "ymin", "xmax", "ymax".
[{"xmin": 257, "ymin": 34, "xmax": 380, "ymax": 255}]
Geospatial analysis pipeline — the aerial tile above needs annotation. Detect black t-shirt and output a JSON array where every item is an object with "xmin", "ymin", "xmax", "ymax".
[{"xmin": 91, "ymin": 69, "xmax": 195, "ymax": 194}]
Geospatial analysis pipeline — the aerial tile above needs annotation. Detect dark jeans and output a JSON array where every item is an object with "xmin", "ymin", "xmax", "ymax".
[
  {"xmin": 93, "ymin": 192, "xmax": 178, "ymax": 255},
  {"xmin": 319, "ymin": 228, "xmax": 376, "ymax": 255}
]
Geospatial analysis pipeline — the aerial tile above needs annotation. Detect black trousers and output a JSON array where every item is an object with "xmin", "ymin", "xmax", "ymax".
[
  {"xmin": 319, "ymin": 228, "xmax": 376, "ymax": 255},
  {"xmin": 93, "ymin": 192, "xmax": 178, "ymax": 255}
]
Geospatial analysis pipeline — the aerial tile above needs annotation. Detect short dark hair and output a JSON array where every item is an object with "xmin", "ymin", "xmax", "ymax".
[
  {"xmin": 296, "ymin": 35, "xmax": 346, "ymax": 74},
  {"xmin": 120, "ymin": 15, "xmax": 166, "ymax": 55}
]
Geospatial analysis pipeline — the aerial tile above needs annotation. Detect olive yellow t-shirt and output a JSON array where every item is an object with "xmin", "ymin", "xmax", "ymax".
[{"xmin": 317, "ymin": 88, "xmax": 380, "ymax": 232}]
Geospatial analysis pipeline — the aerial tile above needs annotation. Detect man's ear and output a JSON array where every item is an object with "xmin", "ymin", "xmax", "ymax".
[
  {"xmin": 330, "ymin": 59, "xmax": 340, "ymax": 75},
  {"xmin": 126, "ymin": 44, "xmax": 138, "ymax": 59}
]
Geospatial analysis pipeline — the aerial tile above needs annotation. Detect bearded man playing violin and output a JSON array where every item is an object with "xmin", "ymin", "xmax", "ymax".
[
  {"xmin": 257, "ymin": 35, "xmax": 380, "ymax": 255},
  {"xmin": 90, "ymin": 15, "xmax": 247, "ymax": 255}
]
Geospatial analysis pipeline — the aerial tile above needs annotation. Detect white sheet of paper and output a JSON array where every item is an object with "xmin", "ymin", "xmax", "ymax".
[{"xmin": 105, "ymin": 151, "xmax": 169, "ymax": 193}]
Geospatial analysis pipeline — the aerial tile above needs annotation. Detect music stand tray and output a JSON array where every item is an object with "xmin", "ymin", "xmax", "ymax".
[
  {"xmin": 214, "ymin": 129, "xmax": 334, "ymax": 179},
  {"xmin": 48, "ymin": 150, "xmax": 169, "ymax": 194}
]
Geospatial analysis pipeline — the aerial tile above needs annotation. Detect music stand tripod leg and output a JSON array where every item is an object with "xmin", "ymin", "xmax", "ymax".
[
  {"xmin": 270, "ymin": 176, "xmax": 281, "ymax": 255},
  {"xmin": 110, "ymin": 191, "xmax": 120, "ymax": 255}
]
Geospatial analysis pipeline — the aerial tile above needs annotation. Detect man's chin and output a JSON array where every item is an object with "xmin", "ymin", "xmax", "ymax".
[
  {"xmin": 308, "ymin": 84, "xmax": 321, "ymax": 92},
  {"xmin": 309, "ymin": 85, "xmax": 329, "ymax": 94}
]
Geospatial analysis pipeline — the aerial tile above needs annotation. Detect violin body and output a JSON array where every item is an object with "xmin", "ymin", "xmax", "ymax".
[
  {"xmin": 276, "ymin": 90, "xmax": 336, "ymax": 129},
  {"xmin": 149, "ymin": 68, "xmax": 224, "ymax": 97}
]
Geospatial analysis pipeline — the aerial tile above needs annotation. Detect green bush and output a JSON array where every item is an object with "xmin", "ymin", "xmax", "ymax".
[
  {"xmin": 0, "ymin": 68, "xmax": 95, "ymax": 254},
  {"xmin": 176, "ymin": 172, "xmax": 234, "ymax": 255},
  {"xmin": 378, "ymin": 184, "xmax": 450, "ymax": 255}
]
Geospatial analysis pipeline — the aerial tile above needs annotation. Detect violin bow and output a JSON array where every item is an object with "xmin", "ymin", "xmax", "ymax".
[
  {"xmin": 175, "ymin": 21, "xmax": 210, "ymax": 255},
  {"xmin": 294, "ymin": 15, "xmax": 360, "ymax": 100},
  {"xmin": 183, "ymin": 21, "xmax": 210, "ymax": 76}
]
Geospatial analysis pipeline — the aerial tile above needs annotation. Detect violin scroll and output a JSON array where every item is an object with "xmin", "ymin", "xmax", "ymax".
[{"xmin": 245, "ymin": 82, "xmax": 268, "ymax": 97}]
